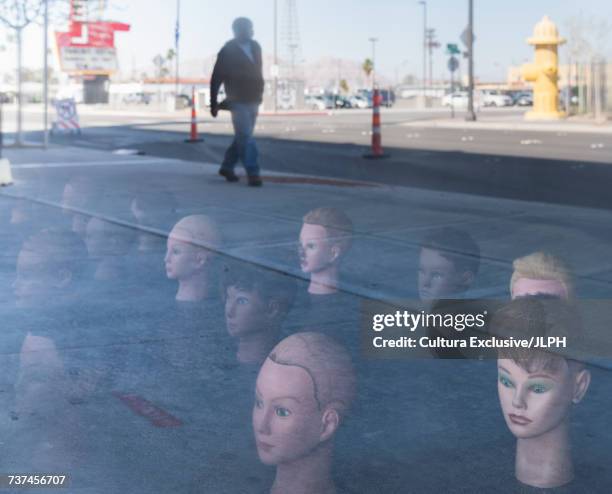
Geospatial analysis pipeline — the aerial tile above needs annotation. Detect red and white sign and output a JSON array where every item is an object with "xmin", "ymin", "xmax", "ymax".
[{"xmin": 55, "ymin": 2, "xmax": 130, "ymax": 75}]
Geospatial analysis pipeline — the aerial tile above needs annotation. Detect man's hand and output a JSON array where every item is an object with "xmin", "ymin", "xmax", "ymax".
[{"xmin": 210, "ymin": 102, "xmax": 218, "ymax": 118}]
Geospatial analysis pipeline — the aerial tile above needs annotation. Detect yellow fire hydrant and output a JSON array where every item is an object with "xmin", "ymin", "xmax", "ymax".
[{"xmin": 521, "ymin": 16, "xmax": 565, "ymax": 120}]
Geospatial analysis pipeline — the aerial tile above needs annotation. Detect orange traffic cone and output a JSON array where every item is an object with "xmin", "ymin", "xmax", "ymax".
[
  {"xmin": 185, "ymin": 86, "xmax": 203, "ymax": 143},
  {"xmin": 364, "ymin": 88, "xmax": 388, "ymax": 159}
]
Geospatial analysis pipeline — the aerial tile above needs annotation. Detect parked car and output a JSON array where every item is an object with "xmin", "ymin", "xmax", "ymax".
[
  {"xmin": 513, "ymin": 92, "xmax": 533, "ymax": 106},
  {"xmin": 349, "ymin": 94, "xmax": 369, "ymax": 109},
  {"xmin": 482, "ymin": 91, "xmax": 513, "ymax": 107},
  {"xmin": 305, "ymin": 95, "xmax": 327, "ymax": 111},
  {"xmin": 123, "ymin": 92, "xmax": 151, "ymax": 105},
  {"xmin": 442, "ymin": 91, "xmax": 469, "ymax": 108},
  {"xmin": 357, "ymin": 89, "xmax": 396, "ymax": 108},
  {"xmin": 330, "ymin": 95, "xmax": 352, "ymax": 109}
]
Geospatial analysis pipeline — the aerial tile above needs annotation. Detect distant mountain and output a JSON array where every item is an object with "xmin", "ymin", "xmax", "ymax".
[{"xmin": 118, "ymin": 54, "xmax": 391, "ymax": 91}]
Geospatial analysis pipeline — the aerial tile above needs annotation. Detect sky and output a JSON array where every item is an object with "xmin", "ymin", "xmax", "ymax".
[{"xmin": 4, "ymin": 0, "xmax": 612, "ymax": 82}]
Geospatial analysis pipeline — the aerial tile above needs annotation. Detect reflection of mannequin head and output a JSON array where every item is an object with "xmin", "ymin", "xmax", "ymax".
[
  {"xmin": 85, "ymin": 217, "xmax": 136, "ymax": 281},
  {"xmin": 14, "ymin": 229, "xmax": 88, "ymax": 308},
  {"xmin": 510, "ymin": 252, "xmax": 573, "ymax": 300},
  {"xmin": 61, "ymin": 177, "xmax": 101, "ymax": 238},
  {"xmin": 492, "ymin": 298, "xmax": 590, "ymax": 488},
  {"xmin": 418, "ymin": 228, "xmax": 480, "ymax": 300},
  {"xmin": 130, "ymin": 191, "xmax": 178, "ymax": 252},
  {"xmin": 253, "ymin": 332, "xmax": 355, "ymax": 494},
  {"xmin": 299, "ymin": 208, "xmax": 353, "ymax": 295},
  {"xmin": 165, "ymin": 215, "xmax": 221, "ymax": 302},
  {"xmin": 223, "ymin": 264, "xmax": 297, "ymax": 364}
]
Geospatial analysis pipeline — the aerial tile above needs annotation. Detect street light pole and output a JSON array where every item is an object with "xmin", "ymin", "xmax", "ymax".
[
  {"xmin": 175, "ymin": 0, "xmax": 180, "ymax": 98},
  {"xmin": 419, "ymin": 1, "xmax": 427, "ymax": 100},
  {"xmin": 369, "ymin": 37, "xmax": 378, "ymax": 89},
  {"xmin": 466, "ymin": 0, "xmax": 477, "ymax": 121},
  {"xmin": 273, "ymin": 0, "xmax": 278, "ymax": 113},
  {"xmin": 43, "ymin": 0, "xmax": 49, "ymax": 149}
]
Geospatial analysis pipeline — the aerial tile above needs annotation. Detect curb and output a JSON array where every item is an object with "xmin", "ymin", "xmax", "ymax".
[{"xmin": 401, "ymin": 120, "xmax": 612, "ymax": 135}]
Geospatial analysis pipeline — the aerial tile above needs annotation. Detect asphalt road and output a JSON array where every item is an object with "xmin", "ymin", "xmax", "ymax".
[{"xmin": 6, "ymin": 105, "xmax": 612, "ymax": 209}]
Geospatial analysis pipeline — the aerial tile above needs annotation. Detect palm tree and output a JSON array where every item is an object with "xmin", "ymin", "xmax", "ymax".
[{"xmin": 362, "ymin": 58, "xmax": 373, "ymax": 85}]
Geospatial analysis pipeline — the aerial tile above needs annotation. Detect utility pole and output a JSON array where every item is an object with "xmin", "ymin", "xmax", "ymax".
[
  {"xmin": 426, "ymin": 28, "xmax": 439, "ymax": 94},
  {"xmin": 466, "ymin": 0, "xmax": 476, "ymax": 121},
  {"xmin": 369, "ymin": 37, "xmax": 378, "ymax": 89},
  {"xmin": 419, "ymin": 1, "xmax": 427, "ymax": 99},
  {"xmin": 273, "ymin": 0, "xmax": 278, "ymax": 112},
  {"xmin": 43, "ymin": 0, "xmax": 49, "ymax": 148},
  {"xmin": 175, "ymin": 0, "xmax": 180, "ymax": 98}
]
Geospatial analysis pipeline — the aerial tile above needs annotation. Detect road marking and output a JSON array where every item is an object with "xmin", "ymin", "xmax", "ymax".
[
  {"xmin": 321, "ymin": 128, "xmax": 336, "ymax": 134},
  {"xmin": 520, "ymin": 139, "xmax": 542, "ymax": 145},
  {"xmin": 461, "ymin": 136, "xmax": 474, "ymax": 141},
  {"xmin": 590, "ymin": 143, "xmax": 605, "ymax": 149},
  {"xmin": 406, "ymin": 133, "xmax": 420, "ymax": 138}
]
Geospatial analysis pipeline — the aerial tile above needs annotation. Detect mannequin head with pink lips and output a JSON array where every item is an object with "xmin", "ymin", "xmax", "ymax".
[
  {"xmin": 510, "ymin": 252, "xmax": 573, "ymax": 300},
  {"xmin": 492, "ymin": 297, "xmax": 590, "ymax": 489},
  {"xmin": 253, "ymin": 332, "xmax": 355, "ymax": 494},
  {"xmin": 165, "ymin": 215, "xmax": 221, "ymax": 302},
  {"xmin": 299, "ymin": 208, "xmax": 353, "ymax": 295}
]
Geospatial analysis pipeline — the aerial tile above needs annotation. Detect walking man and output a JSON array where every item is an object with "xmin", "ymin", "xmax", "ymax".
[{"xmin": 210, "ymin": 17, "xmax": 264, "ymax": 187}]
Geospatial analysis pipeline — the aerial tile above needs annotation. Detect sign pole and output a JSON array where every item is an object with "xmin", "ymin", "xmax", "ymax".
[{"xmin": 43, "ymin": 0, "xmax": 49, "ymax": 149}]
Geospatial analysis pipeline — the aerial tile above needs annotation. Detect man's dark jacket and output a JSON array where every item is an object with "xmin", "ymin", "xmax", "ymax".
[{"xmin": 210, "ymin": 39, "xmax": 264, "ymax": 106}]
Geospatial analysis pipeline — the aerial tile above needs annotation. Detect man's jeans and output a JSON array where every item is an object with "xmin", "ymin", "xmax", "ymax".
[{"xmin": 221, "ymin": 102, "xmax": 260, "ymax": 177}]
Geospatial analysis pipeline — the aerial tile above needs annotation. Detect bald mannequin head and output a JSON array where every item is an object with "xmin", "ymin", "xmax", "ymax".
[
  {"xmin": 253, "ymin": 332, "xmax": 355, "ymax": 467},
  {"xmin": 165, "ymin": 215, "xmax": 222, "ymax": 301}
]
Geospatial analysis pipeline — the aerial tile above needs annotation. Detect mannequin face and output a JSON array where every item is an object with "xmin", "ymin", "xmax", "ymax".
[
  {"xmin": 164, "ymin": 236, "xmax": 204, "ymax": 280},
  {"xmin": 14, "ymin": 248, "xmax": 70, "ymax": 307},
  {"xmin": 225, "ymin": 286, "xmax": 271, "ymax": 338},
  {"xmin": 299, "ymin": 223, "xmax": 339, "ymax": 274},
  {"xmin": 512, "ymin": 278, "xmax": 568, "ymax": 300},
  {"xmin": 253, "ymin": 359, "xmax": 324, "ymax": 465},
  {"xmin": 418, "ymin": 248, "xmax": 470, "ymax": 300},
  {"xmin": 497, "ymin": 358, "xmax": 588, "ymax": 439}
]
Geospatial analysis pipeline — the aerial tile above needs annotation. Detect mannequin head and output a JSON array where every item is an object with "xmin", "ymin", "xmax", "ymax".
[
  {"xmin": 224, "ymin": 264, "xmax": 296, "ymax": 339},
  {"xmin": 61, "ymin": 176, "xmax": 102, "ymax": 237},
  {"xmin": 165, "ymin": 215, "xmax": 221, "ymax": 301},
  {"xmin": 510, "ymin": 252, "xmax": 573, "ymax": 300},
  {"xmin": 492, "ymin": 297, "xmax": 590, "ymax": 488},
  {"xmin": 130, "ymin": 191, "xmax": 177, "ymax": 252},
  {"xmin": 14, "ymin": 229, "xmax": 89, "ymax": 308},
  {"xmin": 85, "ymin": 217, "xmax": 135, "ymax": 259},
  {"xmin": 418, "ymin": 228, "xmax": 480, "ymax": 300},
  {"xmin": 253, "ymin": 332, "xmax": 355, "ymax": 466},
  {"xmin": 299, "ymin": 208, "xmax": 353, "ymax": 294}
]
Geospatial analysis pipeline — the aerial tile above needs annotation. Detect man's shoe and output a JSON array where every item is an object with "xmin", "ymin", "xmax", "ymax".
[
  {"xmin": 219, "ymin": 168, "xmax": 239, "ymax": 182},
  {"xmin": 247, "ymin": 176, "xmax": 263, "ymax": 187}
]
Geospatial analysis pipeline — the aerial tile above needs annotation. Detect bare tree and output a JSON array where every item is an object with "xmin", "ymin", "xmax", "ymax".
[{"xmin": 0, "ymin": 0, "xmax": 45, "ymax": 145}]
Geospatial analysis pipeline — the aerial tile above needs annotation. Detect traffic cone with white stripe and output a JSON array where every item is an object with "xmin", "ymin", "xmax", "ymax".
[
  {"xmin": 363, "ymin": 88, "xmax": 388, "ymax": 159},
  {"xmin": 185, "ymin": 86, "xmax": 203, "ymax": 143}
]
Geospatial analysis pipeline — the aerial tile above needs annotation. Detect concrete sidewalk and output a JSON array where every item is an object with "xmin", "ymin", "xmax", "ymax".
[{"xmin": 403, "ymin": 112, "xmax": 612, "ymax": 134}]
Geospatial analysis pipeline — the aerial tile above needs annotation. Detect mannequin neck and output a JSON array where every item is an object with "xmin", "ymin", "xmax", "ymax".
[
  {"xmin": 515, "ymin": 419, "xmax": 573, "ymax": 488},
  {"xmin": 272, "ymin": 441, "xmax": 336, "ymax": 494},
  {"xmin": 176, "ymin": 273, "xmax": 210, "ymax": 302},
  {"xmin": 308, "ymin": 264, "xmax": 340, "ymax": 295},
  {"xmin": 236, "ymin": 328, "xmax": 279, "ymax": 365}
]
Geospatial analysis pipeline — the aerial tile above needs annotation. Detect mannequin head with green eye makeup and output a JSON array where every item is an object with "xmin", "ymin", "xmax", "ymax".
[
  {"xmin": 492, "ymin": 297, "xmax": 591, "ymax": 489},
  {"xmin": 253, "ymin": 332, "xmax": 355, "ymax": 494}
]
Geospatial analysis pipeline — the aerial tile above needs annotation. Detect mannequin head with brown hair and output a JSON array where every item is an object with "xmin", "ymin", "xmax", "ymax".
[
  {"xmin": 492, "ymin": 297, "xmax": 590, "ymax": 488},
  {"xmin": 299, "ymin": 207, "xmax": 353, "ymax": 295}
]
